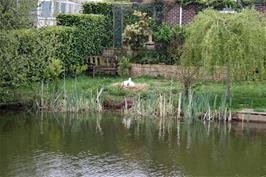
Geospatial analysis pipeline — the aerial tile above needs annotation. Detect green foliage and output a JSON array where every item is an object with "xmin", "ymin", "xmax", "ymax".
[
  {"xmin": 82, "ymin": 2, "xmax": 113, "ymax": 17},
  {"xmin": 181, "ymin": 9, "xmax": 266, "ymax": 97},
  {"xmin": 154, "ymin": 23, "xmax": 186, "ymax": 63},
  {"xmin": 123, "ymin": 3, "xmax": 156, "ymax": 25},
  {"xmin": 241, "ymin": 0, "xmax": 266, "ymax": 5},
  {"xmin": 82, "ymin": 2, "xmax": 162, "ymax": 26},
  {"xmin": 70, "ymin": 64, "xmax": 88, "ymax": 75},
  {"xmin": 176, "ymin": 0, "xmax": 241, "ymax": 9},
  {"xmin": 123, "ymin": 11, "xmax": 152, "ymax": 49},
  {"xmin": 56, "ymin": 14, "xmax": 112, "ymax": 55},
  {"xmin": 44, "ymin": 59, "xmax": 64, "ymax": 81},
  {"xmin": 129, "ymin": 50, "xmax": 179, "ymax": 65},
  {"xmin": 0, "ymin": 28, "xmax": 58, "ymax": 88},
  {"xmin": 81, "ymin": 2, "xmax": 163, "ymax": 48},
  {"xmin": 175, "ymin": 0, "xmax": 266, "ymax": 9},
  {"xmin": 82, "ymin": 2, "xmax": 113, "ymax": 41},
  {"xmin": 133, "ymin": 53, "xmax": 160, "ymax": 64},
  {"xmin": 118, "ymin": 56, "xmax": 132, "ymax": 76},
  {"xmin": 0, "ymin": 0, "xmax": 37, "ymax": 30},
  {"xmin": 154, "ymin": 23, "xmax": 177, "ymax": 44},
  {"xmin": 0, "ymin": 14, "xmax": 111, "ymax": 90}
]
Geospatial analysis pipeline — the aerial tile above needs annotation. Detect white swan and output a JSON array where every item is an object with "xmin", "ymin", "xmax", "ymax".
[{"xmin": 122, "ymin": 78, "xmax": 135, "ymax": 87}]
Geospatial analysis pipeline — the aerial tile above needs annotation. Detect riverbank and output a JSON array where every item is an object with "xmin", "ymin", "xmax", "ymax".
[{"xmin": 1, "ymin": 76, "xmax": 266, "ymax": 120}]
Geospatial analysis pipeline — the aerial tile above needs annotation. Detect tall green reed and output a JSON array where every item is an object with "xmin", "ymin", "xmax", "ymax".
[{"xmin": 35, "ymin": 77, "xmax": 103, "ymax": 112}]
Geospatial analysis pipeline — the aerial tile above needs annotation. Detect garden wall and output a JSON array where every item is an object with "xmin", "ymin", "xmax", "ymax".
[
  {"xmin": 131, "ymin": 64, "xmax": 225, "ymax": 80},
  {"xmin": 165, "ymin": 4, "xmax": 202, "ymax": 25},
  {"xmin": 256, "ymin": 4, "xmax": 266, "ymax": 13},
  {"xmin": 165, "ymin": 3, "xmax": 266, "ymax": 25}
]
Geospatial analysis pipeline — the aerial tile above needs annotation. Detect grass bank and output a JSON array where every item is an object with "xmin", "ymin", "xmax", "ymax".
[{"xmin": 1, "ymin": 75, "xmax": 266, "ymax": 114}]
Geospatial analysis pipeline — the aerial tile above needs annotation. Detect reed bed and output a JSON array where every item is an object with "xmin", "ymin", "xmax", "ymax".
[
  {"xmin": 129, "ymin": 92, "xmax": 178, "ymax": 118},
  {"xmin": 35, "ymin": 81, "xmax": 103, "ymax": 112},
  {"xmin": 34, "ymin": 78, "xmax": 233, "ymax": 122},
  {"xmin": 181, "ymin": 91, "xmax": 232, "ymax": 122},
  {"xmin": 128, "ymin": 90, "xmax": 232, "ymax": 122}
]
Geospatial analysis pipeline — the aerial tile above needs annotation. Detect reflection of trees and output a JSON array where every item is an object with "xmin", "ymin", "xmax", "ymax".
[{"xmin": 0, "ymin": 113, "xmax": 266, "ymax": 176}]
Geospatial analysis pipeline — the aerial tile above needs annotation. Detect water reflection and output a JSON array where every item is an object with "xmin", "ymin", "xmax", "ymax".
[{"xmin": 0, "ymin": 112, "xmax": 266, "ymax": 177}]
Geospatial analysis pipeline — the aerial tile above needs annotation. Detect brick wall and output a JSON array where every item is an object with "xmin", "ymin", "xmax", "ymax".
[
  {"xmin": 165, "ymin": 3, "xmax": 266, "ymax": 25},
  {"xmin": 165, "ymin": 4, "xmax": 201, "ymax": 25},
  {"xmin": 256, "ymin": 4, "xmax": 266, "ymax": 13}
]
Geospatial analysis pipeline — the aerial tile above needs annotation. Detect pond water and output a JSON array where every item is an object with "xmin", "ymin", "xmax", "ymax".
[{"xmin": 0, "ymin": 112, "xmax": 266, "ymax": 177}]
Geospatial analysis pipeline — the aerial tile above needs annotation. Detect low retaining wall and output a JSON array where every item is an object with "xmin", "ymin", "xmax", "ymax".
[
  {"xmin": 131, "ymin": 63, "xmax": 225, "ymax": 80},
  {"xmin": 233, "ymin": 109, "xmax": 266, "ymax": 123}
]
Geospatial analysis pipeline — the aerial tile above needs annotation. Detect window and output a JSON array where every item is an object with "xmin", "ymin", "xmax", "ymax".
[
  {"xmin": 41, "ymin": 1, "xmax": 52, "ymax": 18},
  {"xmin": 74, "ymin": 5, "xmax": 81, "ymax": 13},
  {"xmin": 54, "ymin": 2, "xmax": 60, "ymax": 15},
  {"xmin": 69, "ymin": 4, "xmax": 73, "ymax": 13},
  {"xmin": 61, "ymin": 3, "xmax": 66, "ymax": 14}
]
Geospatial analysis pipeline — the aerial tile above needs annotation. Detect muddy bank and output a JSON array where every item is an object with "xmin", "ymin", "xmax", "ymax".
[
  {"xmin": 103, "ymin": 96, "xmax": 134, "ymax": 110},
  {"xmin": 0, "ymin": 102, "xmax": 31, "ymax": 112}
]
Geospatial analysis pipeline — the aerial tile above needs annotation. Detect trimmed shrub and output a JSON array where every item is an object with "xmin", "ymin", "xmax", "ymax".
[
  {"xmin": 81, "ymin": 3, "xmax": 113, "ymax": 44},
  {"xmin": 0, "ymin": 28, "xmax": 58, "ymax": 88},
  {"xmin": 56, "ymin": 14, "xmax": 112, "ymax": 71},
  {"xmin": 0, "ymin": 14, "xmax": 112, "ymax": 89},
  {"xmin": 82, "ymin": 2, "xmax": 113, "ymax": 17}
]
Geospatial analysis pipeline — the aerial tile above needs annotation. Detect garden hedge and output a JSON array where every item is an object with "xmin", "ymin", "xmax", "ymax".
[
  {"xmin": 82, "ymin": 2, "xmax": 113, "ymax": 17},
  {"xmin": 0, "ymin": 14, "xmax": 111, "ymax": 89},
  {"xmin": 56, "ymin": 14, "xmax": 113, "ymax": 63}
]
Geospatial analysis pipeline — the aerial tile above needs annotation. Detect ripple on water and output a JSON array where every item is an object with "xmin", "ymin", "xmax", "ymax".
[{"xmin": 7, "ymin": 149, "xmax": 184, "ymax": 177}]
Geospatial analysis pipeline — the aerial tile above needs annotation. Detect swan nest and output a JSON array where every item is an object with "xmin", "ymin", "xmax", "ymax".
[{"xmin": 111, "ymin": 82, "xmax": 148, "ymax": 91}]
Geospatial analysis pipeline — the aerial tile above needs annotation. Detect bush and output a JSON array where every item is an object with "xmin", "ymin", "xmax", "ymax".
[
  {"xmin": 82, "ymin": 2, "xmax": 113, "ymax": 40},
  {"xmin": 0, "ymin": 28, "xmax": 58, "ymax": 88},
  {"xmin": 82, "ymin": 2, "xmax": 113, "ymax": 17},
  {"xmin": 118, "ymin": 56, "xmax": 132, "ymax": 76},
  {"xmin": 44, "ymin": 59, "xmax": 64, "ymax": 81},
  {"xmin": 154, "ymin": 23, "xmax": 186, "ymax": 64},
  {"xmin": 56, "ymin": 14, "xmax": 112, "ymax": 53},
  {"xmin": 56, "ymin": 14, "xmax": 112, "ymax": 72},
  {"xmin": 123, "ymin": 11, "xmax": 152, "ymax": 50},
  {"xmin": 82, "ymin": 2, "xmax": 155, "ymax": 25},
  {"xmin": 82, "ymin": 2, "xmax": 160, "ymax": 47},
  {"xmin": 0, "ymin": 14, "xmax": 111, "ymax": 89},
  {"xmin": 131, "ymin": 52, "xmax": 176, "ymax": 65}
]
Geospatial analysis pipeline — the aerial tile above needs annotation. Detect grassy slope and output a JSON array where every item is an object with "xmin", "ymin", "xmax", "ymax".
[
  {"xmin": 195, "ymin": 81, "xmax": 266, "ymax": 111},
  {"xmin": 4, "ymin": 76, "xmax": 266, "ymax": 111}
]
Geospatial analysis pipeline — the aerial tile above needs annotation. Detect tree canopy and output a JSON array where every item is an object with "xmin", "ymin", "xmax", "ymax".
[
  {"xmin": 182, "ymin": 9, "xmax": 266, "ymax": 79},
  {"xmin": 181, "ymin": 9, "xmax": 266, "ymax": 97}
]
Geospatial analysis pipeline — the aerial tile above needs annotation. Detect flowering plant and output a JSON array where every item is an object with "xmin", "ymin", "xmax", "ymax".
[{"xmin": 123, "ymin": 11, "xmax": 152, "ymax": 50}]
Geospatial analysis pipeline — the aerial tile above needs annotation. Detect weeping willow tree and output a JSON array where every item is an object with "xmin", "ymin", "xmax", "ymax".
[{"xmin": 181, "ymin": 9, "xmax": 266, "ymax": 100}]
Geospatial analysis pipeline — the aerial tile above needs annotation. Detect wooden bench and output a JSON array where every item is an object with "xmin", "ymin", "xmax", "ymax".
[{"xmin": 85, "ymin": 55, "xmax": 118, "ymax": 77}]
